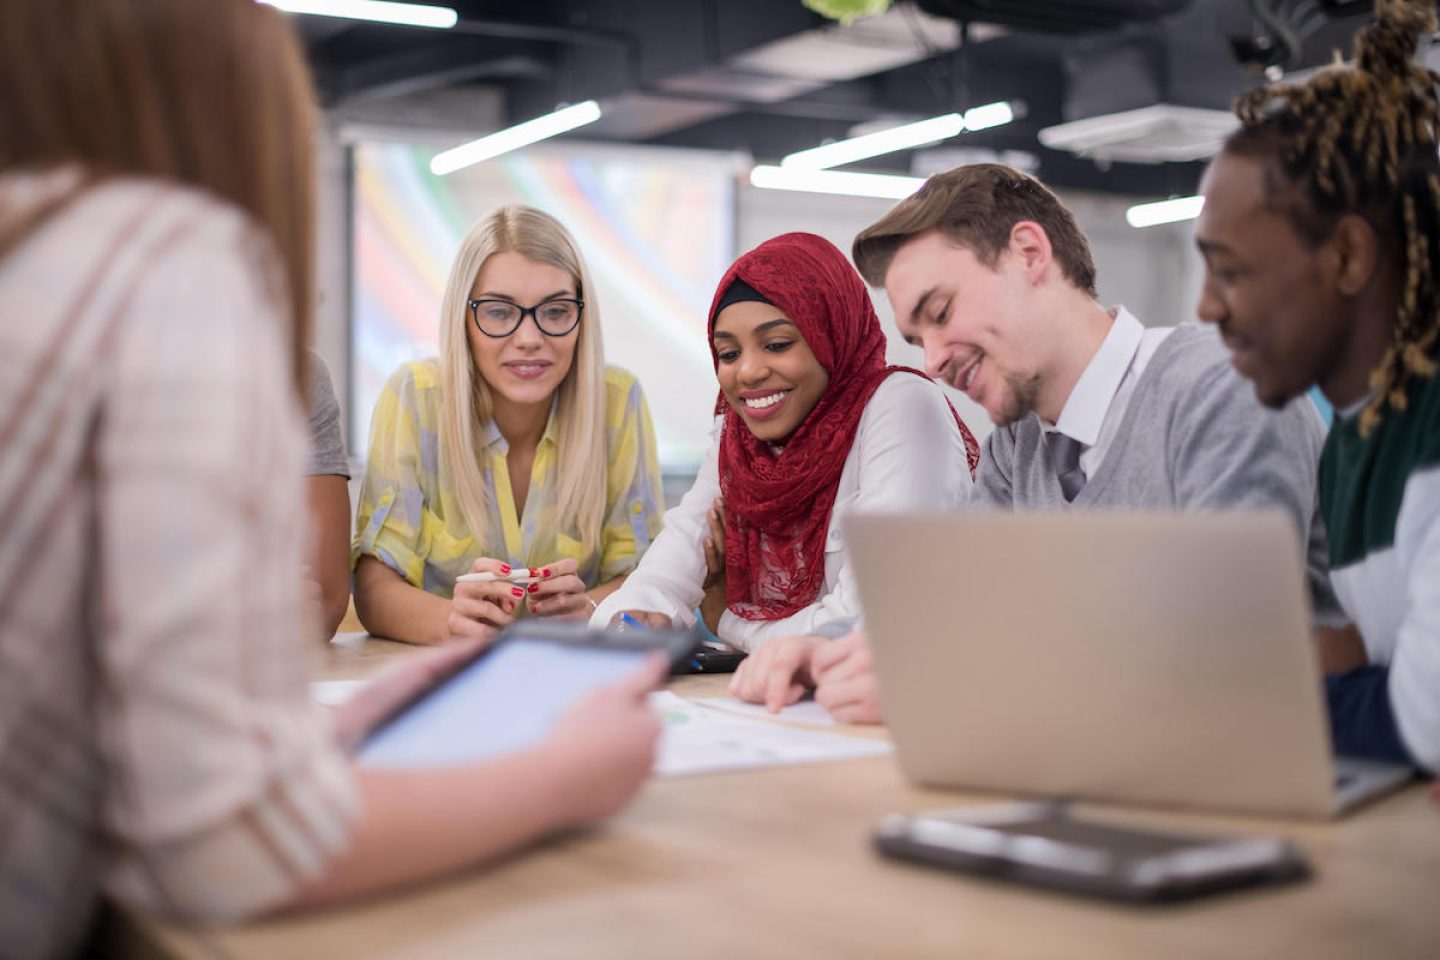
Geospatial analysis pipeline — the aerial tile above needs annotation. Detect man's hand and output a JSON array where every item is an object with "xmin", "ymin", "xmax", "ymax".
[
  {"xmin": 1316, "ymin": 624, "xmax": 1368, "ymax": 675},
  {"xmin": 812, "ymin": 630, "xmax": 884, "ymax": 725},
  {"xmin": 728, "ymin": 634, "xmax": 822, "ymax": 712}
]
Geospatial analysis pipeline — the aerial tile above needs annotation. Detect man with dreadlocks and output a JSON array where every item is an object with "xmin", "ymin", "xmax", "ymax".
[{"xmin": 1196, "ymin": 0, "xmax": 1440, "ymax": 774}]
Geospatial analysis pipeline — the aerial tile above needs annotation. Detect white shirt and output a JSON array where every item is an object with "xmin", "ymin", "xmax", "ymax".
[
  {"xmin": 1042, "ymin": 306, "xmax": 1174, "ymax": 479},
  {"xmin": 591, "ymin": 374, "xmax": 973, "ymax": 651}
]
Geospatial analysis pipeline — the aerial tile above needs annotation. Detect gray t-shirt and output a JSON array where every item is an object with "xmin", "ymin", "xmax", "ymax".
[
  {"xmin": 974, "ymin": 324, "xmax": 1343, "ymax": 625},
  {"xmin": 305, "ymin": 350, "xmax": 349, "ymax": 478}
]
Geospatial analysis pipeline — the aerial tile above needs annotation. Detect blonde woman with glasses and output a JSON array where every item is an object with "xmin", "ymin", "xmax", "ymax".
[{"xmin": 354, "ymin": 207, "xmax": 666, "ymax": 644}]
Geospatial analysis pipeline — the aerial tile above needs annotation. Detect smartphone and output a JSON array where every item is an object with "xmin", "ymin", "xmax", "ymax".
[
  {"xmin": 674, "ymin": 640, "xmax": 748, "ymax": 675},
  {"xmin": 875, "ymin": 801, "xmax": 1309, "ymax": 903}
]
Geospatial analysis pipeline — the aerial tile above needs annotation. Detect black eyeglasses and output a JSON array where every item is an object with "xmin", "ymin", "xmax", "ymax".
[{"xmin": 467, "ymin": 297, "xmax": 584, "ymax": 338}]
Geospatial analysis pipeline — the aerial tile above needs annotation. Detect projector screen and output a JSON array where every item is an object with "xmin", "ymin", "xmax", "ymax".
[{"xmin": 349, "ymin": 138, "xmax": 738, "ymax": 473}]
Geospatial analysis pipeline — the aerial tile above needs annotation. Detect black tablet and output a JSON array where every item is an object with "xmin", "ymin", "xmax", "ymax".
[{"xmin": 357, "ymin": 620, "xmax": 700, "ymax": 769}]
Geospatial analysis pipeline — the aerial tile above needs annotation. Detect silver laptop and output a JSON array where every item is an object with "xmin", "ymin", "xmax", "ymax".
[{"xmin": 844, "ymin": 511, "xmax": 1412, "ymax": 820}]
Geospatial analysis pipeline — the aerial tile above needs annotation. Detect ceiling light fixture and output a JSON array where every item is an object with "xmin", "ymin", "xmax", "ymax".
[
  {"xmin": 259, "ymin": 0, "xmax": 458, "ymax": 29},
  {"xmin": 750, "ymin": 165, "xmax": 924, "ymax": 200},
  {"xmin": 430, "ymin": 101, "xmax": 603, "ymax": 176},
  {"xmin": 781, "ymin": 114, "xmax": 964, "ymax": 170},
  {"xmin": 1125, "ymin": 195, "xmax": 1205, "ymax": 228},
  {"xmin": 779, "ymin": 101, "xmax": 1014, "ymax": 171},
  {"xmin": 960, "ymin": 100, "xmax": 1015, "ymax": 132}
]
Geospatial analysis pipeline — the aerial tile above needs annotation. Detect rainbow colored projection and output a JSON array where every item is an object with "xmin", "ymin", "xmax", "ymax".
[{"xmin": 351, "ymin": 140, "xmax": 736, "ymax": 470}]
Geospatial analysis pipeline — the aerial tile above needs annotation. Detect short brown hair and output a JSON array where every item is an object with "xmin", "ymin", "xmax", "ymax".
[
  {"xmin": 852, "ymin": 163, "xmax": 1098, "ymax": 298},
  {"xmin": 0, "ymin": 0, "xmax": 318, "ymax": 394}
]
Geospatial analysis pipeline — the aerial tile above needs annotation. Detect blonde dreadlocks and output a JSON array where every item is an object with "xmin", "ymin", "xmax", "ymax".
[{"xmin": 1224, "ymin": 0, "xmax": 1440, "ymax": 434}]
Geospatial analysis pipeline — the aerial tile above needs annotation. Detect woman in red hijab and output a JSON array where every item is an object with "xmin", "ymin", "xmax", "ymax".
[{"xmin": 592, "ymin": 232, "xmax": 978, "ymax": 652}]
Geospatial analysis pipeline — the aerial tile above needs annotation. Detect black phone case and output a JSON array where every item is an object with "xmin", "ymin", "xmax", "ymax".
[
  {"xmin": 673, "ymin": 643, "xmax": 748, "ymax": 675},
  {"xmin": 874, "ymin": 819, "xmax": 1310, "ymax": 904}
]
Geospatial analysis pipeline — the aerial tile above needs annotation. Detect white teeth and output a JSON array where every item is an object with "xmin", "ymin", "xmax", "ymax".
[
  {"xmin": 963, "ymin": 357, "xmax": 980, "ymax": 391},
  {"xmin": 744, "ymin": 390, "xmax": 789, "ymax": 409}
]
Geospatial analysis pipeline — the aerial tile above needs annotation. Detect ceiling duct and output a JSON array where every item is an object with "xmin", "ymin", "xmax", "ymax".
[
  {"xmin": 914, "ymin": 0, "xmax": 1191, "ymax": 35},
  {"xmin": 1033, "ymin": 0, "xmax": 1376, "ymax": 164},
  {"xmin": 1038, "ymin": 104, "xmax": 1236, "ymax": 163},
  {"xmin": 590, "ymin": 5, "xmax": 965, "ymax": 140}
]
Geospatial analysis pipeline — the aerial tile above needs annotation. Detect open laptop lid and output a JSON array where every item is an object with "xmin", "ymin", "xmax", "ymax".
[{"xmin": 845, "ymin": 510, "xmax": 1339, "ymax": 819}]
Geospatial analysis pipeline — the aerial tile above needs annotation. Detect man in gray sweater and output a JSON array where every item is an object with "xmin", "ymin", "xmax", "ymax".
[{"xmin": 727, "ymin": 162, "xmax": 1343, "ymax": 722}]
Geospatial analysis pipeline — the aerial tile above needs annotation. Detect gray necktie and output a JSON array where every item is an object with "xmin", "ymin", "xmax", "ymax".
[{"xmin": 1047, "ymin": 433, "xmax": 1087, "ymax": 502}]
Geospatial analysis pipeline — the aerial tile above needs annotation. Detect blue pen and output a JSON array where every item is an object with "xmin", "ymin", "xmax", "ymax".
[{"xmin": 617, "ymin": 612, "xmax": 648, "ymax": 632}]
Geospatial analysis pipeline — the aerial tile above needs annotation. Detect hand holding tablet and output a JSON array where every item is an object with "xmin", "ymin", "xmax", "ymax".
[{"xmin": 359, "ymin": 620, "xmax": 702, "ymax": 770}]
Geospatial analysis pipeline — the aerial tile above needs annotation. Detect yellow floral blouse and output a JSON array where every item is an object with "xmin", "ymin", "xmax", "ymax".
[{"xmin": 354, "ymin": 359, "xmax": 665, "ymax": 597}]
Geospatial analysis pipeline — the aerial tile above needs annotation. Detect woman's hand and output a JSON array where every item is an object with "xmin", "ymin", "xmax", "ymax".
[
  {"xmin": 728, "ymin": 634, "xmax": 822, "ymax": 712},
  {"xmin": 702, "ymin": 498, "xmax": 726, "ymax": 590},
  {"xmin": 448, "ymin": 557, "xmax": 522, "ymax": 639},
  {"xmin": 331, "ymin": 639, "xmax": 486, "ymax": 752},
  {"xmin": 701, "ymin": 498, "xmax": 727, "ymax": 632},
  {"xmin": 542, "ymin": 654, "xmax": 668, "ymax": 823},
  {"xmin": 526, "ymin": 558, "xmax": 592, "ymax": 620}
]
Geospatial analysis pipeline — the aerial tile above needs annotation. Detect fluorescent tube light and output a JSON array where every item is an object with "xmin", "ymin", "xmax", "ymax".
[
  {"xmin": 779, "ymin": 102, "xmax": 1015, "ymax": 171},
  {"xmin": 1125, "ymin": 195, "xmax": 1205, "ymax": 228},
  {"xmin": 961, "ymin": 100, "xmax": 1015, "ymax": 132},
  {"xmin": 259, "ymin": 0, "xmax": 458, "ymax": 29},
  {"xmin": 750, "ymin": 165, "xmax": 924, "ymax": 200},
  {"xmin": 430, "ymin": 101, "xmax": 603, "ymax": 176},
  {"xmin": 781, "ymin": 114, "xmax": 965, "ymax": 170}
]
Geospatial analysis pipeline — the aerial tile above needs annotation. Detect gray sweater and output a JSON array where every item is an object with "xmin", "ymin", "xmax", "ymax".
[{"xmin": 974, "ymin": 325, "xmax": 1342, "ymax": 624}]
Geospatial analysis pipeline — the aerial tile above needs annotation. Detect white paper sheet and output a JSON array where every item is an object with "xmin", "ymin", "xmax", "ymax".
[
  {"xmin": 329, "ymin": 631, "xmax": 369, "ymax": 650},
  {"xmin": 689, "ymin": 696, "xmax": 839, "ymax": 727},
  {"xmin": 312, "ymin": 683, "xmax": 892, "ymax": 777},
  {"xmin": 312, "ymin": 679, "xmax": 367, "ymax": 707},
  {"xmin": 649, "ymin": 691, "xmax": 891, "ymax": 777}
]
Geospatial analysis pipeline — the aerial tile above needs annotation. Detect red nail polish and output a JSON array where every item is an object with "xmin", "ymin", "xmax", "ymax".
[
  {"xmin": 500, "ymin": 564, "xmax": 511, "ymax": 575},
  {"xmin": 528, "ymin": 583, "xmax": 539, "ymax": 593},
  {"xmin": 512, "ymin": 587, "xmax": 524, "ymax": 597},
  {"xmin": 529, "ymin": 567, "xmax": 539, "ymax": 578},
  {"xmin": 543, "ymin": 567, "xmax": 552, "ymax": 577}
]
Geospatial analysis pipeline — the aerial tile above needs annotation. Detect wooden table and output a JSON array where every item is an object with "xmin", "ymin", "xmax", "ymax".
[{"xmin": 123, "ymin": 636, "xmax": 1440, "ymax": 960}]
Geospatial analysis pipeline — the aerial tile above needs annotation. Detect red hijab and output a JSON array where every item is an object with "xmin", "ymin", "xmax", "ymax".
[{"xmin": 709, "ymin": 232, "xmax": 980, "ymax": 621}]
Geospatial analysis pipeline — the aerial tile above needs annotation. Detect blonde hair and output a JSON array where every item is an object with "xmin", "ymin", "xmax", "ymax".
[
  {"xmin": 0, "ymin": 0, "xmax": 318, "ymax": 395},
  {"xmin": 438, "ymin": 206, "xmax": 609, "ymax": 558}
]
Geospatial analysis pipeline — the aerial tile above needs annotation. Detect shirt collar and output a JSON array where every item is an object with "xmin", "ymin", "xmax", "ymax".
[
  {"xmin": 480, "ymin": 395, "xmax": 561, "ymax": 452},
  {"xmin": 1045, "ymin": 306, "xmax": 1144, "ymax": 447},
  {"xmin": 1336, "ymin": 390, "xmax": 1374, "ymax": 422}
]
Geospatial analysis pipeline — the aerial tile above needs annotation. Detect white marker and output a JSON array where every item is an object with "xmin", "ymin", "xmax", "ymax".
[{"xmin": 456, "ymin": 570, "xmax": 537, "ymax": 585}]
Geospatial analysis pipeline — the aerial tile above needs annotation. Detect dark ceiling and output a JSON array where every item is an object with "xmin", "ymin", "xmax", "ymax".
[{"xmin": 298, "ymin": 0, "xmax": 1377, "ymax": 197}]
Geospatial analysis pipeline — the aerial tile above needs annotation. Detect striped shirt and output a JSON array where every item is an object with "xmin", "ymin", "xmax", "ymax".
[
  {"xmin": 1321, "ymin": 363, "xmax": 1440, "ymax": 772},
  {"xmin": 0, "ymin": 170, "xmax": 357, "ymax": 959},
  {"xmin": 354, "ymin": 359, "xmax": 665, "ymax": 596}
]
